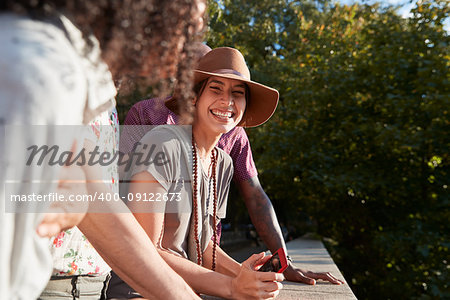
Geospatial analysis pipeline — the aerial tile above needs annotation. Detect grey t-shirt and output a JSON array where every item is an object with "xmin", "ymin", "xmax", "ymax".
[{"xmin": 124, "ymin": 125, "xmax": 233, "ymax": 260}]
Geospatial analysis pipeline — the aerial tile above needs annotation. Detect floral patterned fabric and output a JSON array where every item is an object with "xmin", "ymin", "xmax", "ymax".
[{"xmin": 49, "ymin": 108, "xmax": 119, "ymax": 276}]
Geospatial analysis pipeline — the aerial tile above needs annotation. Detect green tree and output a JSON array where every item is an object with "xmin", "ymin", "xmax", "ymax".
[{"xmin": 206, "ymin": 0, "xmax": 449, "ymax": 298}]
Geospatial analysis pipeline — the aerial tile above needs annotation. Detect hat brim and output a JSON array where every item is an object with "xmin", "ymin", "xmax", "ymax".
[{"xmin": 194, "ymin": 70, "xmax": 279, "ymax": 127}]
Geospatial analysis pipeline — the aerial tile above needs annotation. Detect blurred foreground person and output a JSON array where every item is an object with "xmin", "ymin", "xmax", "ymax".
[{"xmin": 0, "ymin": 0, "xmax": 206, "ymax": 299}]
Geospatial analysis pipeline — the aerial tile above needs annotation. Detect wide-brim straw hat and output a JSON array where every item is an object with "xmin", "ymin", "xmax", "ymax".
[{"xmin": 166, "ymin": 47, "xmax": 279, "ymax": 127}]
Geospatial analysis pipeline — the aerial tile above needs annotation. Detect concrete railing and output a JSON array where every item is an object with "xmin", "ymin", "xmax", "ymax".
[
  {"xmin": 277, "ymin": 238, "xmax": 357, "ymax": 299},
  {"xmin": 202, "ymin": 237, "xmax": 357, "ymax": 299}
]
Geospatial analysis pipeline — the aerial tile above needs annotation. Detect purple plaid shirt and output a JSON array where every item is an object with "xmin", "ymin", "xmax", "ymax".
[{"xmin": 121, "ymin": 98, "xmax": 258, "ymax": 182}]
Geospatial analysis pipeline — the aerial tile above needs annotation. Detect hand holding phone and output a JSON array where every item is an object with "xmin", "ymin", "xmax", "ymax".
[{"xmin": 258, "ymin": 248, "xmax": 288, "ymax": 273}]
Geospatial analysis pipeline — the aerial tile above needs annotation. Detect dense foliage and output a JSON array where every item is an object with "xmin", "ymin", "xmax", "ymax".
[{"xmin": 206, "ymin": 0, "xmax": 449, "ymax": 299}]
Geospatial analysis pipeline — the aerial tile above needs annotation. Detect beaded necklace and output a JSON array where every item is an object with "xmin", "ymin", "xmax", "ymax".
[{"xmin": 192, "ymin": 137, "xmax": 218, "ymax": 271}]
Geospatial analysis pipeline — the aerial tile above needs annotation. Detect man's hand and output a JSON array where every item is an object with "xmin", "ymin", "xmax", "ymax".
[{"xmin": 283, "ymin": 262, "xmax": 345, "ymax": 285}]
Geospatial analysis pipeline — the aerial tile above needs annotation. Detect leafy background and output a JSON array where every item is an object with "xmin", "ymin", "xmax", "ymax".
[{"xmin": 119, "ymin": 1, "xmax": 449, "ymax": 298}]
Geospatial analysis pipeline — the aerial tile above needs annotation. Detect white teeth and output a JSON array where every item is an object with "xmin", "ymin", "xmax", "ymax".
[{"xmin": 211, "ymin": 110, "xmax": 233, "ymax": 118}]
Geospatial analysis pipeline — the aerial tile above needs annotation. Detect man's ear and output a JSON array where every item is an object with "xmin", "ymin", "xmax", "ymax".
[{"xmin": 192, "ymin": 96, "xmax": 197, "ymax": 106}]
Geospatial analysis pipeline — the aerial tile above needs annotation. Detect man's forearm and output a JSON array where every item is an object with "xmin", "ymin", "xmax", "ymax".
[
  {"xmin": 238, "ymin": 176, "xmax": 287, "ymax": 254},
  {"xmin": 237, "ymin": 177, "xmax": 345, "ymax": 285},
  {"xmin": 78, "ymin": 212, "xmax": 199, "ymax": 300}
]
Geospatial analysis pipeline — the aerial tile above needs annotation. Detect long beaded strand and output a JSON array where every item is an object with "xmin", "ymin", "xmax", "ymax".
[
  {"xmin": 192, "ymin": 137, "xmax": 218, "ymax": 270},
  {"xmin": 192, "ymin": 138, "xmax": 202, "ymax": 266},
  {"xmin": 211, "ymin": 148, "xmax": 218, "ymax": 271}
]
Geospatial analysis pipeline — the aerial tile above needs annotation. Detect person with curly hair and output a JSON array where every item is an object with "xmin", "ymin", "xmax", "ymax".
[{"xmin": 0, "ymin": 0, "xmax": 206, "ymax": 299}]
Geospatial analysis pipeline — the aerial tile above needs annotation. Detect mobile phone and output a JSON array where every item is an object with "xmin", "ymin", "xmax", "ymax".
[{"xmin": 258, "ymin": 248, "xmax": 288, "ymax": 273}]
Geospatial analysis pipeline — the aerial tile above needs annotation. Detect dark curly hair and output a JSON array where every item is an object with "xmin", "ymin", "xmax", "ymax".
[{"xmin": 1, "ymin": 0, "xmax": 206, "ymax": 120}]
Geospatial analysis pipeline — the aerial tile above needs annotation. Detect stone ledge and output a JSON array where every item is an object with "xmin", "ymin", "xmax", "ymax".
[
  {"xmin": 202, "ymin": 237, "xmax": 357, "ymax": 299},
  {"xmin": 278, "ymin": 238, "xmax": 357, "ymax": 299}
]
